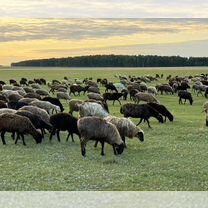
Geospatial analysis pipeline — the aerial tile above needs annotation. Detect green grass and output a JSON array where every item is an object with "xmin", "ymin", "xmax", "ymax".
[{"xmin": 0, "ymin": 66, "xmax": 208, "ymax": 191}]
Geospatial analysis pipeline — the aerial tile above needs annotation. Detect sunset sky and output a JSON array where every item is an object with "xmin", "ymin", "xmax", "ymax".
[{"xmin": 0, "ymin": 1, "xmax": 207, "ymax": 66}]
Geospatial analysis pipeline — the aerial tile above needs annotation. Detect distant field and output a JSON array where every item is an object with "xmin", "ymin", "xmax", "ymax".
[{"xmin": 0, "ymin": 67, "xmax": 208, "ymax": 191}]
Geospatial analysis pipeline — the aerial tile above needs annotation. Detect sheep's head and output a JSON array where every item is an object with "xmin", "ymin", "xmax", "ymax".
[
  {"xmin": 115, "ymin": 143, "xmax": 124, "ymax": 155},
  {"xmin": 34, "ymin": 130, "xmax": 42, "ymax": 144},
  {"xmin": 137, "ymin": 130, "xmax": 144, "ymax": 142},
  {"xmin": 156, "ymin": 114, "xmax": 164, "ymax": 123}
]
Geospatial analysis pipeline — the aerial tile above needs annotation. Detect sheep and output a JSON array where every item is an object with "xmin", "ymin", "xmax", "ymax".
[
  {"xmin": 147, "ymin": 86, "xmax": 157, "ymax": 95},
  {"xmin": 0, "ymin": 95, "xmax": 8, "ymax": 102},
  {"xmin": 23, "ymin": 87, "xmax": 35, "ymax": 94},
  {"xmin": 49, "ymin": 113, "xmax": 80, "ymax": 142},
  {"xmin": 2, "ymin": 85, "xmax": 13, "ymax": 90},
  {"xmin": 42, "ymin": 97, "xmax": 64, "ymax": 112},
  {"xmin": 87, "ymin": 86, "xmax": 100, "ymax": 94},
  {"xmin": 16, "ymin": 110, "xmax": 52, "ymax": 137},
  {"xmin": 178, "ymin": 91, "xmax": 193, "ymax": 105},
  {"xmin": 0, "ymin": 113, "xmax": 42, "ymax": 145},
  {"xmin": 113, "ymin": 83, "xmax": 126, "ymax": 90},
  {"xmin": 8, "ymin": 101, "xmax": 28, "ymax": 110},
  {"xmin": 2, "ymin": 90, "xmax": 21, "ymax": 98},
  {"xmin": 105, "ymin": 83, "xmax": 118, "ymax": 93},
  {"xmin": 35, "ymin": 89, "xmax": 50, "ymax": 96},
  {"xmin": 0, "ymin": 108, "xmax": 17, "ymax": 115},
  {"xmin": 79, "ymin": 102, "xmax": 109, "ymax": 118},
  {"xmin": 157, "ymin": 84, "xmax": 174, "ymax": 95},
  {"xmin": 56, "ymin": 92, "xmax": 71, "ymax": 101},
  {"xmin": 8, "ymin": 93, "xmax": 23, "ymax": 102},
  {"xmin": 77, "ymin": 116, "xmax": 124, "ymax": 156},
  {"xmin": 87, "ymin": 93, "xmax": 104, "ymax": 101},
  {"xmin": 147, "ymin": 103, "xmax": 174, "ymax": 122},
  {"xmin": 103, "ymin": 92, "xmax": 123, "ymax": 105},
  {"xmin": 121, "ymin": 89, "xmax": 128, "ymax": 100},
  {"xmin": 24, "ymin": 93, "xmax": 41, "ymax": 100},
  {"xmin": 19, "ymin": 98, "xmax": 39, "ymax": 104},
  {"xmin": 103, "ymin": 116, "xmax": 144, "ymax": 148},
  {"xmin": 19, "ymin": 106, "xmax": 50, "ymax": 124},
  {"xmin": 30, "ymin": 100, "xmax": 61, "ymax": 114},
  {"xmin": 129, "ymin": 89, "xmax": 139, "ymax": 100},
  {"xmin": 134, "ymin": 92, "xmax": 159, "ymax": 104},
  {"xmin": 120, "ymin": 103, "xmax": 163, "ymax": 128},
  {"xmin": 30, "ymin": 83, "xmax": 41, "ymax": 89},
  {"xmin": 69, "ymin": 85, "xmax": 88, "ymax": 96},
  {"xmin": 84, "ymin": 99, "xmax": 109, "ymax": 113},
  {"xmin": 69, "ymin": 99, "xmax": 83, "ymax": 115}
]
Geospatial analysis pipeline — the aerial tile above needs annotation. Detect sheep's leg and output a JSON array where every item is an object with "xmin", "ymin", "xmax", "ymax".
[
  {"xmin": 94, "ymin": 140, "xmax": 99, "ymax": 147},
  {"xmin": 15, "ymin": 133, "xmax": 20, "ymax": 144},
  {"xmin": 136, "ymin": 118, "xmax": 143, "ymax": 126},
  {"xmin": 122, "ymin": 136, "xmax": 127, "ymax": 148},
  {"xmin": 41, "ymin": 128, "xmax": 45, "ymax": 138},
  {"xmin": 164, "ymin": 116, "xmax": 167, "ymax": 122},
  {"xmin": 179, "ymin": 98, "xmax": 181, "ymax": 104},
  {"xmin": 71, "ymin": 133, "xmax": 74, "ymax": 142},
  {"xmin": 112, "ymin": 100, "xmax": 115, "ymax": 105},
  {"xmin": 112, "ymin": 144, "xmax": 117, "ymax": 155},
  {"xmin": 21, "ymin": 134, "xmax": 26, "ymax": 146},
  {"xmin": 146, "ymin": 119, "xmax": 152, "ymax": 128},
  {"xmin": 1, "ymin": 131, "xmax": 6, "ymax": 145},
  {"xmin": 118, "ymin": 99, "xmax": 121, "ymax": 105},
  {"xmin": 100, "ymin": 141, "xmax": 105, "ymax": 156},
  {"xmin": 11, "ymin": 132, "xmax": 16, "ymax": 140},
  {"xmin": 80, "ymin": 139, "xmax": 86, "ymax": 157},
  {"xmin": 49, "ymin": 127, "xmax": 56, "ymax": 141},
  {"xmin": 57, "ymin": 130, "xmax": 61, "ymax": 142}
]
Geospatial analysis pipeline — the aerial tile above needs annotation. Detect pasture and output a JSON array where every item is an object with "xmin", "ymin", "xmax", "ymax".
[{"xmin": 0, "ymin": 67, "xmax": 208, "ymax": 191}]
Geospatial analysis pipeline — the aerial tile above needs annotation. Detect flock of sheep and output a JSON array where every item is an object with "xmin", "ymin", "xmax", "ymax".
[{"xmin": 0, "ymin": 72, "xmax": 207, "ymax": 157}]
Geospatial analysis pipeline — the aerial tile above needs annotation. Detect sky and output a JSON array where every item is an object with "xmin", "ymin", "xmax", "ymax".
[{"xmin": 0, "ymin": 1, "xmax": 207, "ymax": 66}]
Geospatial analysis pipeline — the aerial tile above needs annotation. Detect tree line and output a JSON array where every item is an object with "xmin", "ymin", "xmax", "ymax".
[{"xmin": 11, "ymin": 55, "xmax": 208, "ymax": 67}]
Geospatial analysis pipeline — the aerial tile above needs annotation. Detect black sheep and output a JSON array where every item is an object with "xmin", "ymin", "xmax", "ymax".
[
  {"xmin": 120, "ymin": 103, "xmax": 164, "ymax": 128},
  {"xmin": 178, "ymin": 91, "xmax": 193, "ymax": 105},
  {"xmin": 49, "ymin": 113, "xmax": 80, "ymax": 142},
  {"xmin": 8, "ymin": 101, "xmax": 28, "ymax": 110},
  {"xmin": 103, "ymin": 92, "xmax": 123, "ymax": 105},
  {"xmin": 69, "ymin": 85, "xmax": 88, "ymax": 96},
  {"xmin": 42, "ymin": 97, "xmax": 64, "ymax": 112},
  {"xmin": 147, "ymin": 103, "xmax": 174, "ymax": 122},
  {"xmin": 105, "ymin": 83, "xmax": 118, "ymax": 93},
  {"xmin": 121, "ymin": 89, "xmax": 128, "ymax": 100}
]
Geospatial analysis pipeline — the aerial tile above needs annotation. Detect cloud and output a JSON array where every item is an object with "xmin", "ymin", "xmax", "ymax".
[
  {"xmin": 0, "ymin": 18, "xmax": 207, "ymax": 42},
  {"xmin": 0, "ymin": 0, "xmax": 207, "ymax": 17}
]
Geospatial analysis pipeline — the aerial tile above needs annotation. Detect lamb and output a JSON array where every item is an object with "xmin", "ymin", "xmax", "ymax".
[
  {"xmin": 42, "ymin": 97, "xmax": 64, "ymax": 112},
  {"xmin": 147, "ymin": 103, "xmax": 174, "ymax": 122},
  {"xmin": 19, "ymin": 106, "xmax": 50, "ymax": 124},
  {"xmin": 77, "ymin": 116, "xmax": 124, "ymax": 156},
  {"xmin": 178, "ymin": 91, "xmax": 193, "ymax": 105},
  {"xmin": 103, "ymin": 92, "xmax": 123, "ymax": 105},
  {"xmin": 49, "ymin": 113, "xmax": 80, "ymax": 142},
  {"xmin": 0, "ymin": 113, "xmax": 42, "ymax": 145},
  {"xmin": 68, "ymin": 99, "xmax": 83, "ymax": 115},
  {"xmin": 134, "ymin": 92, "xmax": 159, "ymax": 104},
  {"xmin": 30, "ymin": 100, "xmax": 61, "ymax": 114},
  {"xmin": 120, "ymin": 103, "xmax": 163, "ymax": 128},
  {"xmin": 79, "ymin": 102, "xmax": 109, "ymax": 118}
]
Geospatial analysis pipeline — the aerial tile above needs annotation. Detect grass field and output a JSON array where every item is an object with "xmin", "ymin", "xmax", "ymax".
[{"xmin": 0, "ymin": 67, "xmax": 208, "ymax": 191}]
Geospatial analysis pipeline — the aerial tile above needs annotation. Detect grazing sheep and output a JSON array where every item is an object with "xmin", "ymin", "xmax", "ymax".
[
  {"xmin": 8, "ymin": 101, "xmax": 28, "ymax": 110},
  {"xmin": 35, "ymin": 89, "xmax": 50, "ymax": 96},
  {"xmin": 134, "ymin": 92, "xmax": 159, "ymax": 104},
  {"xmin": 0, "ymin": 108, "xmax": 17, "ymax": 114},
  {"xmin": 8, "ymin": 93, "xmax": 23, "ymax": 102},
  {"xmin": 120, "ymin": 103, "xmax": 163, "ymax": 128},
  {"xmin": 24, "ymin": 93, "xmax": 41, "ymax": 100},
  {"xmin": 178, "ymin": 91, "xmax": 193, "ymax": 105},
  {"xmin": 87, "ymin": 93, "xmax": 104, "ymax": 101},
  {"xmin": 105, "ymin": 83, "xmax": 118, "ymax": 93},
  {"xmin": 79, "ymin": 102, "xmax": 109, "ymax": 118},
  {"xmin": 49, "ymin": 113, "xmax": 80, "ymax": 142},
  {"xmin": 30, "ymin": 100, "xmax": 61, "ymax": 114},
  {"xmin": 19, "ymin": 106, "xmax": 50, "ymax": 124},
  {"xmin": 157, "ymin": 84, "xmax": 174, "ymax": 95},
  {"xmin": 42, "ymin": 97, "xmax": 64, "ymax": 112},
  {"xmin": 129, "ymin": 89, "xmax": 139, "ymax": 100},
  {"xmin": 16, "ymin": 110, "xmax": 52, "ymax": 137},
  {"xmin": 147, "ymin": 86, "xmax": 157, "ymax": 95},
  {"xmin": 77, "ymin": 116, "xmax": 124, "ymax": 156},
  {"xmin": 69, "ymin": 99, "xmax": 83, "ymax": 115},
  {"xmin": 104, "ymin": 116, "xmax": 144, "ymax": 148},
  {"xmin": 103, "ymin": 92, "xmax": 123, "ymax": 105},
  {"xmin": 19, "ymin": 98, "xmax": 39, "ymax": 104},
  {"xmin": 2, "ymin": 85, "xmax": 13, "ymax": 90},
  {"xmin": 30, "ymin": 83, "xmax": 41, "ymax": 89},
  {"xmin": 0, "ymin": 113, "xmax": 42, "ymax": 145},
  {"xmin": 147, "ymin": 103, "xmax": 174, "ymax": 122},
  {"xmin": 23, "ymin": 87, "xmax": 35, "ymax": 94},
  {"xmin": 84, "ymin": 99, "xmax": 109, "ymax": 113},
  {"xmin": 56, "ymin": 92, "xmax": 71, "ymax": 101},
  {"xmin": 69, "ymin": 85, "xmax": 87, "ymax": 96},
  {"xmin": 87, "ymin": 86, "xmax": 100, "ymax": 94}
]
